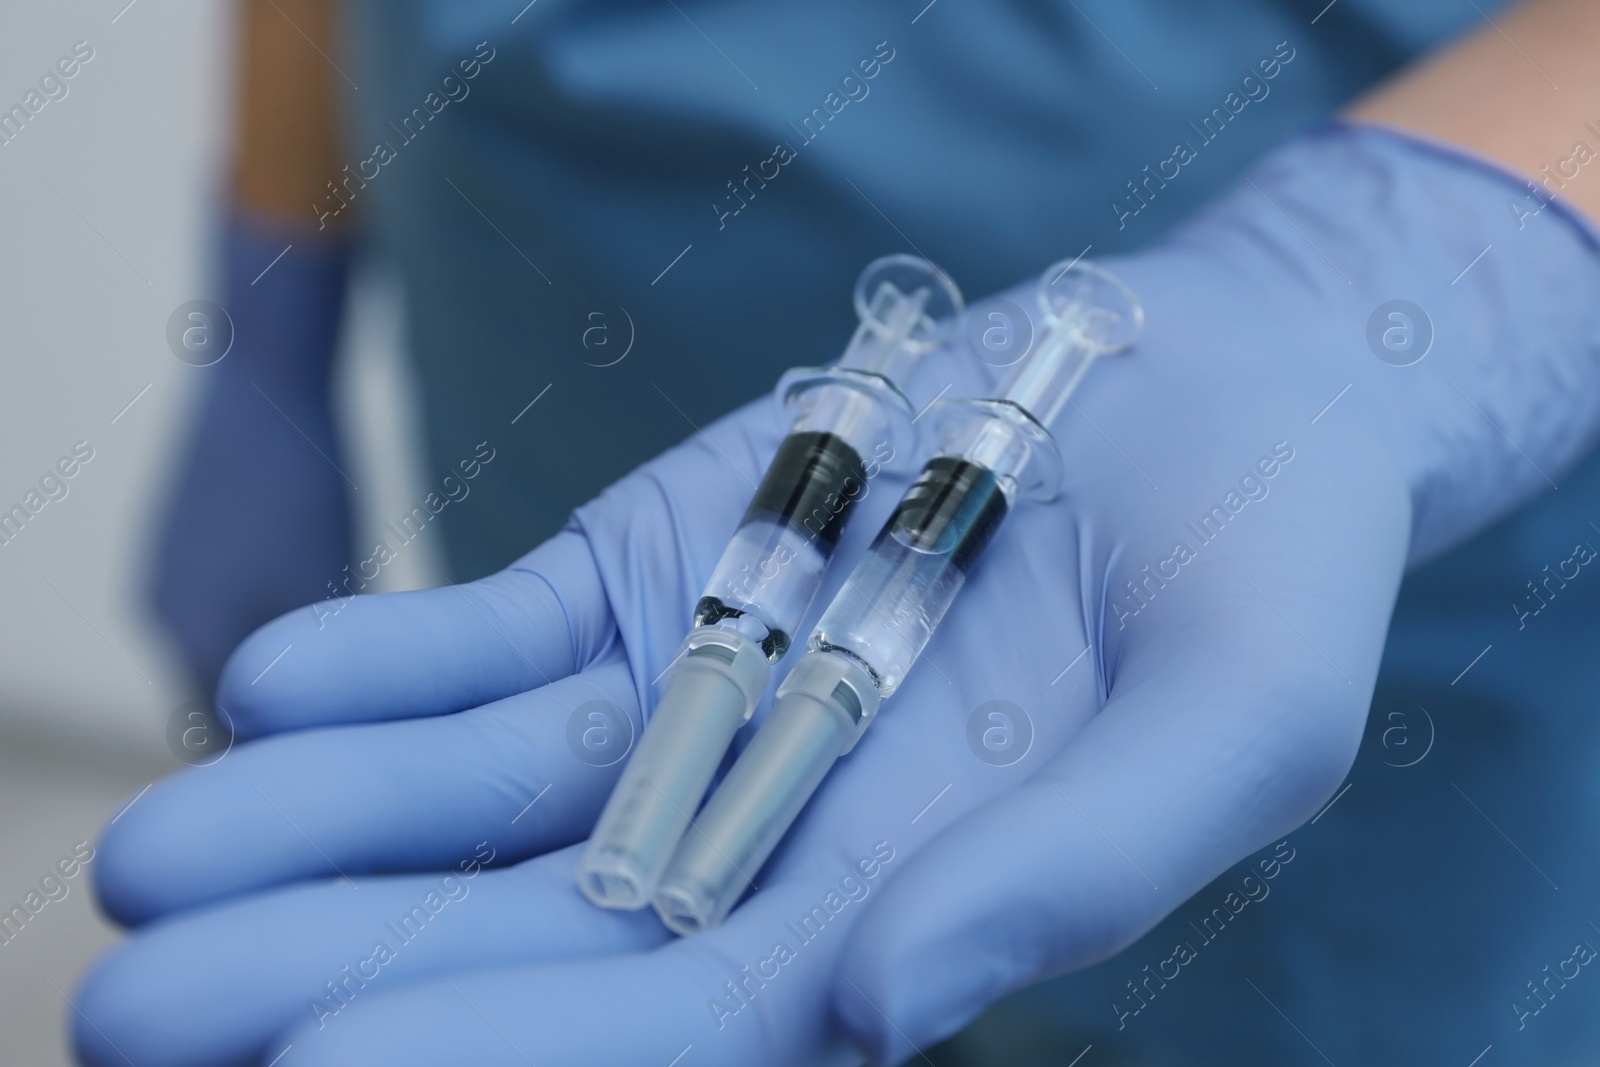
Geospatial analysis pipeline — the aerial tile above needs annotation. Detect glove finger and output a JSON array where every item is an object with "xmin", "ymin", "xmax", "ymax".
[
  {"xmin": 835, "ymin": 462, "xmax": 1411, "ymax": 1062},
  {"xmin": 97, "ymin": 656, "xmax": 637, "ymax": 926},
  {"xmin": 72, "ymin": 845, "xmax": 668, "ymax": 1067},
  {"xmin": 218, "ymin": 530, "xmax": 616, "ymax": 738},
  {"xmin": 262, "ymin": 871, "xmax": 893, "ymax": 1067}
]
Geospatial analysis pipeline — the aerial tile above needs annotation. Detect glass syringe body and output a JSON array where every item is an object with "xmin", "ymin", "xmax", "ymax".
[
  {"xmin": 810, "ymin": 458, "xmax": 1006, "ymax": 694},
  {"xmin": 694, "ymin": 382, "xmax": 897, "ymax": 659},
  {"xmin": 690, "ymin": 264, "xmax": 951, "ymax": 653},
  {"xmin": 810, "ymin": 275, "xmax": 1139, "ymax": 692},
  {"xmin": 809, "ymin": 404, "xmax": 1042, "ymax": 696}
]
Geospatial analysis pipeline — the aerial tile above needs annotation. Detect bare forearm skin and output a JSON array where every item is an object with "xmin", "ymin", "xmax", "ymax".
[
  {"xmin": 1349, "ymin": 0, "xmax": 1600, "ymax": 226},
  {"xmin": 232, "ymin": 0, "xmax": 344, "ymax": 229}
]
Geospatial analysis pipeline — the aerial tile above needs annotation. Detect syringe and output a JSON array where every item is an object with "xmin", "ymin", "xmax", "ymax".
[
  {"xmin": 576, "ymin": 255, "xmax": 964, "ymax": 910},
  {"xmin": 651, "ymin": 260, "xmax": 1142, "ymax": 934}
]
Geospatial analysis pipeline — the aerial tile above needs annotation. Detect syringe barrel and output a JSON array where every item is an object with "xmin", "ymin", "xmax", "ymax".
[
  {"xmin": 809, "ymin": 455, "xmax": 1012, "ymax": 699},
  {"xmin": 653, "ymin": 652, "xmax": 877, "ymax": 935},
  {"xmin": 694, "ymin": 409, "xmax": 887, "ymax": 659},
  {"xmin": 691, "ymin": 255, "xmax": 961, "ymax": 657}
]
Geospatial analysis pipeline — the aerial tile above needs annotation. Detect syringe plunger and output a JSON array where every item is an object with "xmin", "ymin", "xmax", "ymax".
[{"xmin": 999, "ymin": 261, "xmax": 1143, "ymax": 427}]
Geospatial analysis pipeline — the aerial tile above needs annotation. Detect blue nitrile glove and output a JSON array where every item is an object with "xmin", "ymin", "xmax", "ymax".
[
  {"xmin": 77, "ymin": 123, "xmax": 1600, "ymax": 1067},
  {"xmin": 150, "ymin": 209, "xmax": 354, "ymax": 699}
]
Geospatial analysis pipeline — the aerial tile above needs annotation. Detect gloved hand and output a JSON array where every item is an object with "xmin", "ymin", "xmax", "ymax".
[
  {"xmin": 150, "ymin": 210, "xmax": 354, "ymax": 699},
  {"xmin": 78, "ymin": 123, "xmax": 1600, "ymax": 1067}
]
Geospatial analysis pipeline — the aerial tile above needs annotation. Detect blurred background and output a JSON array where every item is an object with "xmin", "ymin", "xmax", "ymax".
[
  {"xmin": 6, "ymin": 1, "xmax": 1600, "ymax": 1064},
  {"xmin": 0, "ymin": 4, "xmax": 442, "ymax": 1061}
]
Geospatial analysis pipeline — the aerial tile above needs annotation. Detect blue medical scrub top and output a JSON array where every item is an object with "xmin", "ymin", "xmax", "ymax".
[{"xmin": 346, "ymin": 1, "xmax": 1600, "ymax": 1061}]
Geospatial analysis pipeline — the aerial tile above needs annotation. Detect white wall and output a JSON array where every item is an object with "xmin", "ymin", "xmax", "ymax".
[
  {"xmin": 1, "ymin": 4, "xmax": 440, "ymax": 1062},
  {"xmin": 0, "ymin": 0, "xmax": 440, "ymax": 755},
  {"xmin": 1, "ymin": 0, "xmax": 227, "ymax": 750}
]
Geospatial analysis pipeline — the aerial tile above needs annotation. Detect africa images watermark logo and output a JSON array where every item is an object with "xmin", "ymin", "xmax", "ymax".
[{"xmin": 1365, "ymin": 299, "xmax": 1433, "ymax": 367}]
